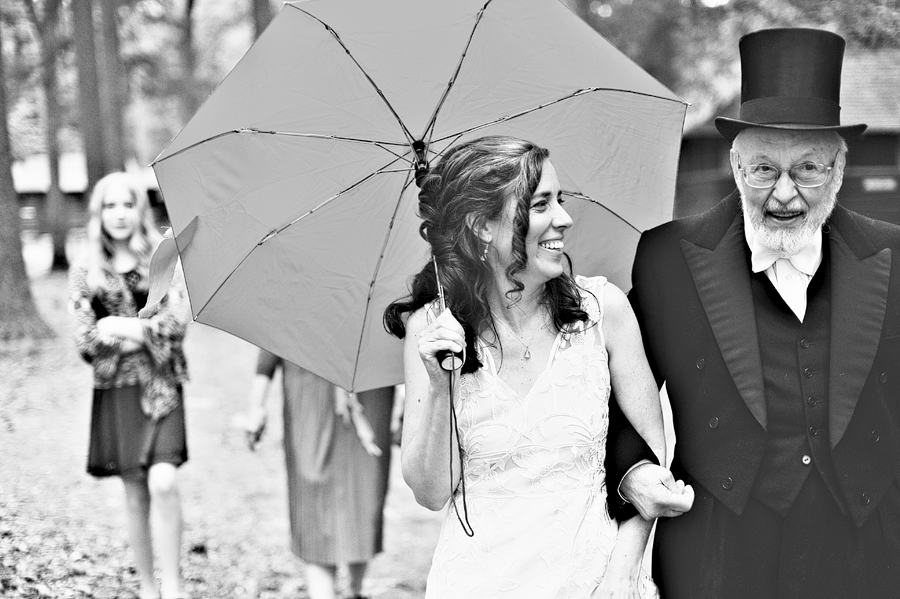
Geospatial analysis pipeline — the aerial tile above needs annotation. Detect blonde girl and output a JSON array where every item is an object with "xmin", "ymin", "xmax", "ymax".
[{"xmin": 68, "ymin": 172, "xmax": 190, "ymax": 599}]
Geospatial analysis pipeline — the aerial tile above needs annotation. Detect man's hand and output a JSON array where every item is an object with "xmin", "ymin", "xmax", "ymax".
[{"xmin": 620, "ymin": 463, "xmax": 694, "ymax": 519}]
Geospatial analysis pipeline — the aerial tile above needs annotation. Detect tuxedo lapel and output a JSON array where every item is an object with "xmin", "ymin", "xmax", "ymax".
[
  {"xmin": 827, "ymin": 223, "xmax": 891, "ymax": 447},
  {"xmin": 681, "ymin": 213, "xmax": 767, "ymax": 431}
]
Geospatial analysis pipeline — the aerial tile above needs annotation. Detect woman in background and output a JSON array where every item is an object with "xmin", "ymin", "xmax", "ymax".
[
  {"xmin": 68, "ymin": 172, "xmax": 190, "ymax": 599},
  {"xmin": 244, "ymin": 349, "xmax": 395, "ymax": 599}
]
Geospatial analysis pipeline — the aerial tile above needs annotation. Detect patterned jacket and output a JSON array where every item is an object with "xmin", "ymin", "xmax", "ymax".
[{"xmin": 68, "ymin": 262, "xmax": 190, "ymax": 419}]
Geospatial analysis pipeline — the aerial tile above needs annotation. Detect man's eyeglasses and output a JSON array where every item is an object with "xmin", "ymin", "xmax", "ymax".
[{"xmin": 737, "ymin": 161, "xmax": 834, "ymax": 189}]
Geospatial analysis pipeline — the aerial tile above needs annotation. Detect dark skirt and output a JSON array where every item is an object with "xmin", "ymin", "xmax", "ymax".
[
  {"xmin": 87, "ymin": 384, "xmax": 188, "ymax": 479},
  {"xmin": 280, "ymin": 364, "xmax": 394, "ymax": 565}
]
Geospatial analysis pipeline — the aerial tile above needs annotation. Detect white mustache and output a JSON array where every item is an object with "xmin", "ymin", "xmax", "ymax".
[{"xmin": 765, "ymin": 201, "xmax": 806, "ymax": 214}]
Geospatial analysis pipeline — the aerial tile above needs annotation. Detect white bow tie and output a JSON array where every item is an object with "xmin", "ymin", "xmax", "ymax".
[
  {"xmin": 750, "ymin": 244, "xmax": 820, "ymax": 276},
  {"xmin": 742, "ymin": 219, "xmax": 823, "ymax": 322},
  {"xmin": 746, "ymin": 228, "xmax": 822, "ymax": 277}
]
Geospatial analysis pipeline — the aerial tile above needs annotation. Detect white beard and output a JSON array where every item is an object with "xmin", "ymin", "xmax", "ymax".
[{"xmin": 741, "ymin": 188, "xmax": 837, "ymax": 256}]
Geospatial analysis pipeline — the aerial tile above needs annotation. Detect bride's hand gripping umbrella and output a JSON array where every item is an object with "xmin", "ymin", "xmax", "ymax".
[
  {"xmin": 418, "ymin": 308, "xmax": 466, "ymax": 377},
  {"xmin": 431, "ymin": 256, "xmax": 465, "ymax": 372}
]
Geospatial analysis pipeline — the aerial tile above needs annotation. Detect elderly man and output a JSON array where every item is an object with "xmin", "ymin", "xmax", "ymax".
[{"xmin": 609, "ymin": 28, "xmax": 900, "ymax": 598}]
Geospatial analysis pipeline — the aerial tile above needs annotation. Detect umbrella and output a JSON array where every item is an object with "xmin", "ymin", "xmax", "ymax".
[{"xmin": 149, "ymin": 0, "xmax": 687, "ymax": 392}]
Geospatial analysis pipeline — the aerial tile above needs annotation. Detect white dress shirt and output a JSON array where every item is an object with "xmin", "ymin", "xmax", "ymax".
[{"xmin": 744, "ymin": 220, "xmax": 823, "ymax": 322}]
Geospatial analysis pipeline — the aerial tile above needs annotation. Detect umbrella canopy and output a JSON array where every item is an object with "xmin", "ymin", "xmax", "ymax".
[{"xmin": 151, "ymin": 0, "xmax": 686, "ymax": 392}]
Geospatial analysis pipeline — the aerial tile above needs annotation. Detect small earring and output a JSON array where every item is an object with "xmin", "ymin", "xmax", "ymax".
[{"xmin": 481, "ymin": 243, "xmax": 489, "ymax": 263}]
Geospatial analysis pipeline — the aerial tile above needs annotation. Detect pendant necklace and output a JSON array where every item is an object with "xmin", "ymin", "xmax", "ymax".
[{"xmin": 491, "ymin": 311, "xmax": 539, "ymax": 360}]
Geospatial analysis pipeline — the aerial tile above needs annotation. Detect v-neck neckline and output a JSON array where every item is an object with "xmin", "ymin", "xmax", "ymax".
[{"xmin": 480, "ymin": 330, "xmax": 564, "ymax": 400}]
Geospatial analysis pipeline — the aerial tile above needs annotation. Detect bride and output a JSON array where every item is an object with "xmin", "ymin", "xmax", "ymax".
[{"xmin": 385, "ymin": 136, "xmax": 677, "ymax": 598}]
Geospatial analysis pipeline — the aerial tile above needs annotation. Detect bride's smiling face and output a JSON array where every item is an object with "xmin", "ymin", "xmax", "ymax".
[{"xmin": 486, "ymin": 159, "xmax": 573, "ymax": 285}]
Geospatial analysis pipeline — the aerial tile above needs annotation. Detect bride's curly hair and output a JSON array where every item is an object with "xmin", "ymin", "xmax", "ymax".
[{"xmin": 383, "ymin": 136, "xmax": 588, "ymax": 374}]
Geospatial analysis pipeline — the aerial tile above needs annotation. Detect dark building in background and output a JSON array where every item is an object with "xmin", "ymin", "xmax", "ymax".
[{"xmin": 676, "ymin": 49, "xmax": 900, "ymax": 223}]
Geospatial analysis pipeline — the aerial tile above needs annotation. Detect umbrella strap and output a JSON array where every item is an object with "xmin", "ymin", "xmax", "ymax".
[{"xmin": 449, "ymin": 370, "xmax": 475, "ymax": 537}]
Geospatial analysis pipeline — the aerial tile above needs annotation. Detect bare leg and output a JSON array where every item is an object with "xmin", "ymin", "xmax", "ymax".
[
  {"xmin": 347, "ymin": 561, "xmax": 369, "ymax": 597},
  {"xmin": 304, "ymin": 562, "xmax": 337, "ymax": 599},
  {"xmin": 148, "ymin": 463, "xmax": 184, "ymax": 599},
  {"xmin": 123, "ymin": 478, "xmax": 159, "ymax": 599}
]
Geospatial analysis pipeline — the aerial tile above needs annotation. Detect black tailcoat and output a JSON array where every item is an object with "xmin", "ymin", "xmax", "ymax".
[{"xmin": 612, "ymin": 192, "xmax": 900, "ymax": 598}]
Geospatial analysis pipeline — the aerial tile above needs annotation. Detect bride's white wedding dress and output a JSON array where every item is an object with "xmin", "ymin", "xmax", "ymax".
[{"xmin": 425, "ymin": 276, "xmax": 658, "ymax": 599}]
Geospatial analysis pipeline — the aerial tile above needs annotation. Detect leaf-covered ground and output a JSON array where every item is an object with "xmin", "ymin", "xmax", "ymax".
[{"xmin": 0, "ymin": 270, "xmax": 443, "ymax": 599}]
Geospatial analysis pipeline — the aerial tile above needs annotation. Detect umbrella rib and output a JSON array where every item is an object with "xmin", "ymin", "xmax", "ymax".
[
  {"xmin": 152, "ymin": 130, "xmax": 238, "ymax": 165},
  {"xmin": 562, "ymin": 190, "xmax": 641, "ymax": 233},
  {"xmin": 348, "ymin": 172, "xmax": 418, "ymax": 391},
  {"xmin": 236, "ymin": 129, "xmax": 416, "ymax": 164},
  {"xmin": 295, "ymin": 7, "xmax": 415, "ymax": 145},
  {"xmin": 259, "ymin": 157, "xmax": 413, "ymax": 244},
  {"xmin": 193, "ymin": 156, "xmax": 413, "ymax": 324},
  {"xmin": 420, "ymin": 0, "xmax": 493, "ymax": 144},
  {"xmin": 152, "ymin": 129, "xmax": 409, "ymax": 165},
  {"xmin": 432, "ymin": 87, "xmax": 687, "ymax": 145}
]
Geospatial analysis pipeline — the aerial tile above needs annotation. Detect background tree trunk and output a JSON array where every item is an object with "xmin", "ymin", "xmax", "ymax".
[
  {"xmin": 72, "ymin": 0, "xmax": 106, "ymax": 193},
  {"xmin": 0, "ymin": 21, "xmax": 54, "ymax": 341},
  {"xmin": 251, "ymin": 0, "xmax": 273, "ymax": 40},
  {"xmin": 97, "ymin": 0, "xmax": 126, "ymax": 172},
  {"xmin": 178, "ymin": 0, "xmax": 200, "ymax": 124},
  {"xmin": 24, "ymin": 0, "xmax": 70, "ymax": 272}
]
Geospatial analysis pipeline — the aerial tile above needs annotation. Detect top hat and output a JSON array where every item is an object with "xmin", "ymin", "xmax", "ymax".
[{"xmin": 715, "ymin": 28, "xmax": 867, "ymax": 141}]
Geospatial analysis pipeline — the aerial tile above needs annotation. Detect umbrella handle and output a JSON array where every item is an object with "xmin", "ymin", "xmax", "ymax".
[
  {"xmin": 437, "ymin": 347, "xmax": 465, "ymax": 371},
  {"xmin": 432, "ymin": 255, "xmax": 464, "ymax": 371}
]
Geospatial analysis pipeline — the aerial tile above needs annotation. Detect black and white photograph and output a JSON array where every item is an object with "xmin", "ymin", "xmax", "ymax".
[{"xmin": 1, "ymin": 1, "xmax": 898, "ymax": 597}]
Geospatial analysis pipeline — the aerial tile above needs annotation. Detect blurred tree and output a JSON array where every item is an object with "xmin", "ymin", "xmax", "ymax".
[
  {"xmin": 72, "ymin": 0, "xmax": 105, "ymax": 192},
  {"xmin": 3, "ymin": 2, "xmax": 45, "ymax": 158},
  {"xmin": 7, "ymin": 0, "xmax": 261, "ymax": 169},
  {"xmin": 567, "ymin": 0, "xmax": 900, "ymax": 129},
  {"xmin": 564, "ymin": 0, "xmax": 678, "ymax": 90},
  {"xmin": 251, "ymin": 0, "xmax": 272, "ymax": 40},
  {"xmin": 22, "ymin": 0, "xmax": 69, "ymax": 271},
  {"xmin": 97, "ymin": 0, "xmax": 127, "ymax": 172},
  {"xmin": 177, "ymin": 0, "xmax": 200, "ymax": 124},
  {"xmin": 115, "ymin": 0, "xmax": 192, "ymax": 163},
  {"xmin": 0, "ymin": 19, "xmax": 53, "ymax": 340}
]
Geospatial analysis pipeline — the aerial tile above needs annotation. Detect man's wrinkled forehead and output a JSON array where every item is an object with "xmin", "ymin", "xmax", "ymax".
[{"xmin": 733, "ymin": 128, "xmax": 842, "ymax": 161}]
